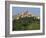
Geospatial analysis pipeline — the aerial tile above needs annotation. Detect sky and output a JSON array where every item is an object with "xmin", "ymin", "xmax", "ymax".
[{"xmin": 12, "ymin": 7, "xmax": 40, "ymax": 16}]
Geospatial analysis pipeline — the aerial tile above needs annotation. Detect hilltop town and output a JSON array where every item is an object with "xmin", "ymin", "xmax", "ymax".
[{"xmin": 13, "ymin": 11, "xmax": 40, "ymax": 20}]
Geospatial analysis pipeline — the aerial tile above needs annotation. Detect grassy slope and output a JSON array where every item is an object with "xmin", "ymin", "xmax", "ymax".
[{"xmin": 12, "ymin": 16, "xmax": 40, "ymax": 31}]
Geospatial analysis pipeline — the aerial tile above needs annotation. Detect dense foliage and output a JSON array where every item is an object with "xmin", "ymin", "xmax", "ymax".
[{"xmin": 12, "ymin": 16, "xmax": 40, "ymax": 31}]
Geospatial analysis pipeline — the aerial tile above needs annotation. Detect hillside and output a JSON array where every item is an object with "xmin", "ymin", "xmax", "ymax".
[{"xmin": 12, "ymin": 11, "xmax": 40, "ymax": 31}]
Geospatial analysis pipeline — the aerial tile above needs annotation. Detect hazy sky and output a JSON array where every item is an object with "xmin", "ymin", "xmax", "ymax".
[{"xmin": 12, "ymin": 7, "xmax": 40, "ymax": 16}]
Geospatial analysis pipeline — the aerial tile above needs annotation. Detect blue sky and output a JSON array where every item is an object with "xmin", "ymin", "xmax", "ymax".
[{"xmin": 12, "ymin": 7, "xmax": 40, "ymax": 16}]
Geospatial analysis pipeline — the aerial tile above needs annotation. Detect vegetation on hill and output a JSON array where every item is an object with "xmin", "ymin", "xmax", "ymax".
[{"xmin": 12, "ymin": 16, "xmax": 40, "ymax": 31}]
